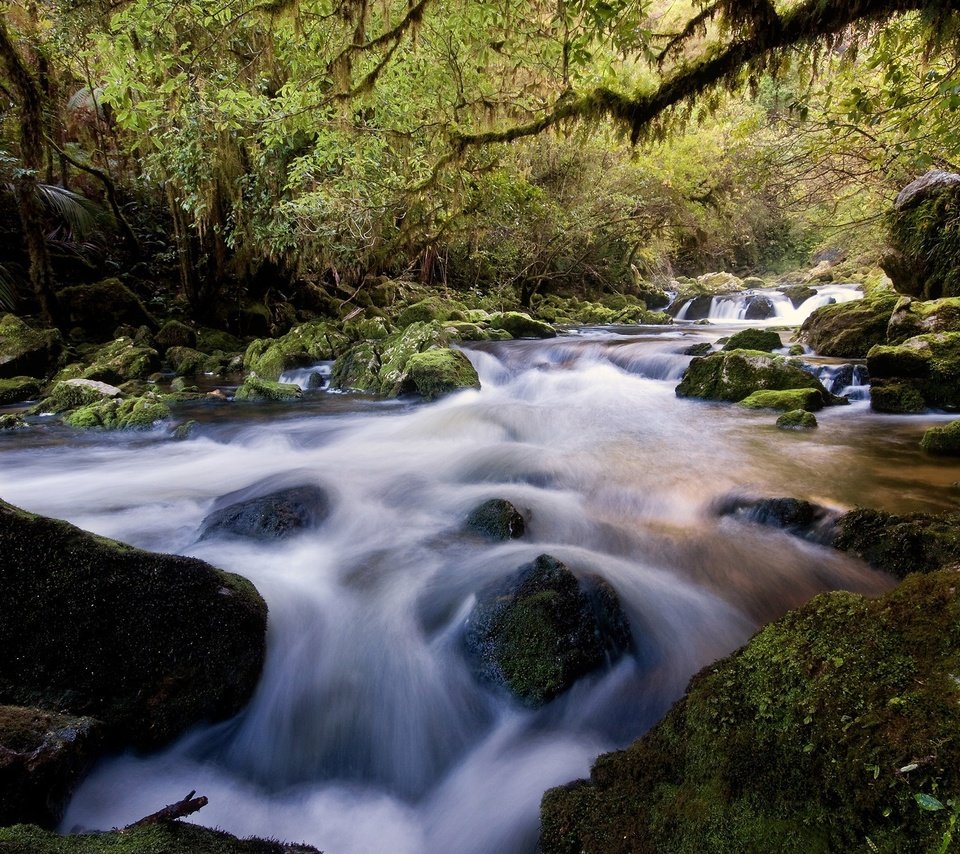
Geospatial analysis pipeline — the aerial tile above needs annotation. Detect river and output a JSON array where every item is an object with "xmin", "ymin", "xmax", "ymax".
[{"xmin": 1, "ymin": 288, "xmax": 957, "ymax": 853}]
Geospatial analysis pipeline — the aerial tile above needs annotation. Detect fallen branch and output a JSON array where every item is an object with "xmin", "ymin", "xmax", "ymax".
[{"xmin": 125, "ymin": 790, "xmax": 208, "ymax": 828}]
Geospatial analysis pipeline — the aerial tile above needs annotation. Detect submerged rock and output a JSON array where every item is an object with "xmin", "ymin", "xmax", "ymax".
[
  {"xmin": 200, "ymin": 483, "xmax": 330, "ymax": 540},
  {"xmin": 721, "ymin": 328, "xmax": 781, "ymax": 353},
  {"xmin": 540, "ymin": 570, "xmax": 960, "ymax": 853},
  {"xmin": 713, "ymin": 495, "xmax": 834, "ymax": 537},
  {"xmin": 799, "ymin": 293, "xmax": 898, "ymax": 357},
  {"xmin": 0, "ymin": 499, "xmax": 267, "ymax": 749},
  {"xmin": 675, "ymin": 350, "xmax": 831, "ymax": 404},
  {"xmin": 464, "ymin": 554, "xmax": 632, "ymax": 707},
  {"xmin": 920, "ymin": 420, "xmax": 960, "ymax": 455},
  {"xmin": 0, "ymin": 705, "xmax": 102, "ymax": 828},
  {"xmin": 0, "ymin": 315, "xmax": 62, "ymax": 380},
  {"xmin": 464, "ymin": 499, "xmax": 526, "ymax": 541}
]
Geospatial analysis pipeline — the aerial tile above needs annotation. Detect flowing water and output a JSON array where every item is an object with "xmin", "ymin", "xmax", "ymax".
[{"xmin": 2, "ymin": 298, "xmax": 960, "ymax": 853}]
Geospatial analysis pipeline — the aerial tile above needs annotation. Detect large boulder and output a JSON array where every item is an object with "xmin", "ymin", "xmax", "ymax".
[
  {"xmin": 243, "ymin": 321, "xmax": 351, "ymax": 382},
  {"xmin": 81, "ymin": 337, "xmax": 160, "ymax": 385},
  {"xmin": 0, "ymin": 315, "xmax": 62, "ymax": 380},
  {"xmin": 464, "ymin": 554, "xmax": 632, "ymax": 707},
  {"xmin": 540, "ymin": 570, "xmax": 960, "ymax": 854},
  {"xmin": 200, "ymin": 482, "xmax": 330, "ymax": 541},
  {"xmin": 0, "ymin": 499, "xmax": 267, "ymax": 749},
  {"xmin": 799, "ymin": 293, "xmax": 898, "ymax": 357},
  {"xmin": 401, "ymin": 348, "xmax": 480, "ymax": 400},
  {"xmin": 867, "ymin": 331, "xmax": 960, "ymax": 411},
  {"xmin": 154, "ymin": 319, "xmax": 197, "ymax": 352},
  {"xmin": 721, "ymin": 328, "xmax": 782, "ymax": 353},
  {"xmin": 0, "ymin": 706, "xmax": 102, "ymax": 828},
  {"xmin": 62, "ymin": 394, "xmax": 170, "ymax": 430},
  {"xmin": 488, "ymin": 311, "xmax": 556, "ymax": 339},
  {"xmin": 30, "ymin": 379, "xmax": 121, "ymax": 415},
  {"xmin": 883, "ymin": 170, "xmax": 960, "ymax": 299},
  {"xmin": 886, "ymin": 296, "xmax": 960, "ymax": 344},
  {"xmin": 694, "ymin": 272, "xmax": 744, "ymax": 294},
  {"xmin": 675, "ymin": 350, "xmax": 832, "ymax": 404},
  {"xmin": 56, "ymin": 279, "xmax": 156, "ymax": 340}
]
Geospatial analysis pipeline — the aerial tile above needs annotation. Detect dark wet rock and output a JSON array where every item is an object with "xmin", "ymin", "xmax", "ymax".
[
  {"xmin": 713, "ymin": 495, "xmax": 835, "ymax": 538},
  {"xmin": 0, "ymin": 499, "xmax": 267, "ymax": 749},
  {"xmin": 675, "ymin": 350, "xmax": 832, "ymax": 404},
  {"xmin": 154, "ymin": 319, "xmax": 197, "ymax": 352},
  {"xmin": 540, "ymin": 570, "xmax": 960, "ymax": 854},
  {"xmin": 464, "ymin": 499, "xmax": 526, "ymax": 541},
  {"xmin": 743, "ymin": 296, "xmax": 775, "ymax": 320},
  {"xmin": 721, "ymin": 328, "xmax": 781, "ymax": 353},
  {"xmin": 0, "ymin": 822, "xmax": 321, "ymax": 852},
  {"xmin": 0, "ymin": 414, "xmax": 26, "ymax": 430},
  {"xmin": 0, "ymin": 377, "xmax": 41, "ymax": 405},
  {"xmin": 681, "ymin": 342, "xmax": 712, "ymax": 357},
  {"xmin": 779, "ymin": 284, "xmax": 817, "ymax": 307},
  {"xmin": 56, "ymin": 279, "xmax": 156, "ymax": 341},
  {"xmin": 673, "ymin": 295, "xmax": 713, "ymax": 321},
  {"xmin": 920, "ymin": 420, "xmax": 960, "ymax": 455},
  {"xmin": 832, "ymin": 508, "xmax": 960, "ymax": 579},
  {"xmin": 200, "ymin": 483, "xmax": 330, "ymax": 541},
  {"xmin": 799, "ymin": 293, "xmax": 898, "ymax": 357},
  {"xmin": 464, "ymin": 554, "xmax": 632, "ymax": 707},
  {"xmin": 0, "ymin": 315, "xmax": 62, "ymax": 380},
  {"xmin": 869, "ymin": 380, "xmax": 926, "ymax": 413},
  {"xmin": 0, "ymin": 705, "xmax": 103, "ymax": 828}
]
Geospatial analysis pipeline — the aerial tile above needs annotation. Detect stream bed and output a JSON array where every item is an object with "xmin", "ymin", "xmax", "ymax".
[{"xmin": 2, "ymin": 304, "xmax": 959, "ymax": 853}]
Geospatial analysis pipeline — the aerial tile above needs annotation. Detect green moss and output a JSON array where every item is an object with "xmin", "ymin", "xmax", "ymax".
[
  {"xmin": 165, "ymin": 346, "xmax": 208, "ymax": 377},
  {"xmin": 0, "ymin": 822, "xmax": 318, "ymax": 853},
  {"xmin": 0, "ymin": 314, "xmax": 63, "ymax": 380},
  {"xmin": 920, "ymin": 420, "xmax": 960, "ymax": 455},
  {"xmin": 799, "ymin": 294, "xmax": 899, "ymax": 358},
  {"xmin": 676, "ymin": 350, "xmax": 831, "ymax": 404},
  {"xmin": 197, "ymin": 327, "xmax": 242, "ymax": 354},
  {"xmin": 737, "ymin": 388, "xmax": 823, "ymax": 412},
  {"xmin": 869, "ymin": 381, "xmax": 927, "ymax": 414},
  {"xmin": 868, "ymin": 332, "xmax": 960, "ymax": 410},
  {"xmin": 154, "ymin": 320, "xmax": 197, "ymax": 352},
  {"xmin": 0, "ymin": 376, "xmax": 41, "ymax": 405},
  {"xmin": 886, "ymin": 297, "xmax": 960, "ymax": 344},
  {"xmin": 234, "ymin": 377, "xmax": 302, "ymax": 402},
  {"xmin": 541, "ymin": 570, "xmax": 960, "ymax": 854},
  {"xmin": 0, "ymin": 499, "xmax": 267, "ymax": 750},
  {"xmin": 776, "ymin": 409, "xmax": 818, "ymax": 430},
  {"xmin": 81, "ymin": 338, "xmax": 160, "ymax": 385},
  {"xmin": 403, "ymin": 348, "xmax": 480, "ymax": 400},
  {"xmin": 722, "ymin": 329, "xmax": 782, "ymax": 353},
  {"xmin": 488, "ymin": 312, "xmax": 557, "ymax": 338},
  {"xmin": 63, "ymin": 395, "xmax": 170, "ymax": 429},
  {"xmin": 396, "ymin": 297, "xmax": 466, "ymax": 327},
  {"xmin": 32, "ymin": 379, "xmax": 122, "ymax": 415},
  {"xmin": 0, "ymin": 413, "xmax": 26, "ymax": 429},
  {"xmin": 243, "ymin": 321, "xmax": 350, "ymax": 381}
]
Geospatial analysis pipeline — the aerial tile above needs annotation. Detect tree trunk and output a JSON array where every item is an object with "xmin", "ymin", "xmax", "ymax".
[{"xmin": 0, "ymin": 19, "xmax": 58, "ymax": 323}]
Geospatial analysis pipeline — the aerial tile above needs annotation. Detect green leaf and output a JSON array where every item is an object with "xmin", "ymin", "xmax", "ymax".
[{"xmin": 916, "ymin": 793, "xmax": 946, "ymax": 812}]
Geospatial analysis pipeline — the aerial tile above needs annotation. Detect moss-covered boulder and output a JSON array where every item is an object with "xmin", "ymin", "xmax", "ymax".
[
  {"xmin": 738, "ymin": 389, "xmax": 824, "ymax": 412},
  {"xmin": 776, "ymin": 409, "xmax": 818, "ymax": 430},
  {"xmin": 869, "ymin": 381, "xmax": 927, "ymax": 414},
  {"xmin": 694, "ymin": 271, "xmax": 743, "ymax": 294},
  {"xmin": 464, "ymin": 499, "xmax": 526, "ymax": 541},
  {"xmin": 396, "ymin": 297, "xmax": 465, "ymax": 328},
  {"xmin": 540, "ymin": 569, "xmax": 960, "ymax": 854},
  {"xmin": 63, "ymin": 395, "xmax": 170, "ymax": 430},
  {"xmin": 488, "ymin": 312, "xmax": 556, "ymax": 339},
  {"xmin": 799, "ymin": 293, "xmax": 898, "ymax": 357},
  {"xmin": 0, "ymin": 315, "xmax": 62, "ymax": 380},
  {"xmin": 200, "ymin": 483, "xmax": 329, "ymax": 541},
  {"xmin": 197, "ymin": 327, "xmax": 242, "ymax": 355},
  {"xmin": 920, "ymin": 420, "xmax": 960, "ymax": 455},
  {"xmin": 464, "ymin": 554, "xmax": 632, "ymax": 707},
  {"xmin": 56, "ymin": 279, "xmax": 156, "ymax": 341},
  {"xmin": 0, "ymin": 500, "xmax": 267, "ymax": 748},
  {"xmin": 154, "ymin": 320, "xmax": 197, "ymax": 353},
  {"xmin": 886, "ymin": 296, "xmax": 960, "ymax": 344},
  {"xmin": 81, "ymin": 338, "xmax": 160, "ymax": 385},
  {"xmin": 0, "ymin": 706, "xmax": 102, "ymax": 828},
  {"xmin": 0, "ymin": 377, "xmax": 41, "ymax": 405},
  {"xmin": 721, "ymin": 328, "xmax": 782, "ymax": 353},
  {"xmin": 882, "ymin": 170, "xmax": 960, "ymax": 300},
  {"xmin": 165, "ymin": 346, "xmax": 207, "ymax": 377},
  {"xmin": 402, "ymin": 349, "xmax": 480, "ymax": 400},
  {"xmin": 0, "ymin": 822, "xmax": 319, "ymax": 853},
  {"xmin": 867, "ymin": 332, "xmax": 960, "ymax": 411},
  {"xmin": 32, "ymin": 379, "xmax": 122, "ymax": 415},
  {"xmin": 243, "ymin": 322, "xmax": 351, "ymax": 382},
  {"xmin": 234, "ymin": 376, "xmax": 302, "ymax": 402},
  {"xmin": 832, "ymin": 508, "xmax": 960, "ymax": 579},
  {"xmin": 675, "ymin": 350, "xmax": 831, "ymax": 404}
]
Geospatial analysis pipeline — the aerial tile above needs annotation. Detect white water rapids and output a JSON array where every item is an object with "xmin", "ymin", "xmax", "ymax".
[{"xmin": 2, "ymin": 312, "xmax": 959, "ymax": 853}]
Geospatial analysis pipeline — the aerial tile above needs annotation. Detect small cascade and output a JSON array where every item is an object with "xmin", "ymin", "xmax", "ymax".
[
  {"xmin": 806, "ymin": 363, "xmax": 871, "ymax": 401},
  {"xmin": 673, "ymin": 284, "xmax": 862, "ymax": 325},
  {"xmin": 280, "ymin": 361, "xmax": 333, "ymax": 390}
]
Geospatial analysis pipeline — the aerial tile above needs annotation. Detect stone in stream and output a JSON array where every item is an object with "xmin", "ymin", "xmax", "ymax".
[
  {"xmin": 464, "ymin": 498, "xmax": 526, "ymax": 541},
  {"xmin": 775, "ymin": 409, "xmax": 818, "ymax": 430},
  {"xmin": 200, "ymin": 482, "xmax": 330, "ymax": 540},
  {"xmin": 464, "ymin": 554, "xmax": 632, "ymax": 707},
  {"xmin": 721, "ymin": 328, "xmax": 782, "ymax": 353},
  {"xmin": 713, "ymin": 495, "xmax": 836, "ymax": 539},
  {"xmin": 743, "ymin": 295, "xmax": 775, "ymax": 321},
  {"xmin": 868, "ymin": 332, "xmax": 960, "ymax": 412},
  {"xmin": 920, "ymin": 420, "xmax": 960, "ymax": 455},
  {"xmin": 799, "ymin": 292, "xmax": 899, "ymax": 358}
]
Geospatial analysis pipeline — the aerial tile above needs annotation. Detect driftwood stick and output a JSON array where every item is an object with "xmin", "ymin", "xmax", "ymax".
[{"xmin": 125, "ymin": 790, "xmax": 209, "ymax": 828}]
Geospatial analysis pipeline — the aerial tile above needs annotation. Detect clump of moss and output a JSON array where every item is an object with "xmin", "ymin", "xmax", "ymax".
[
  {"xmin": 0, "ymin": 377, "xmax": 41, "ymax": 405},
  {"xmin": 63, "ymin": 395, "xmax": 169, "ymax": 429},
  {"xmin": 776, "ymin": 409, "xmax": 818, "ymax": 430},
  {"xmin": 739, "ymin": 389, "xmax": 824, "ymax": 412},
  {"xmin": 80, "ymin": 338, "xmax": 160, "ymax": 385},
  {"xmin": 402, "ymin": 348, "xmax": 480, "ymax": 400},
  {"xmin": 541, "ymin": 570, "xmax": 960, "ymax": 854},
  {"xmin": 243, "ymin": 321, "xmax": 351, "ymax": 381},
  {"xmin": 32, "ymin": 379, "xmax": 121, "ymax": 415},
  {"xmin": 722, "ymin": 328, "xmax": 782, "ymax": 353},
  {"xmin": 0, "ymin": 314, "xmax": 63, "ymax": 380},
  {"xmin": 488, "ymin": 311, "xmax": 557, "ymax": 339},
  {"xmin": 154, "ymin": 320, "xmax": 197, "ymax": 352},
  {"xmin": 234, "ymin": 377, "xmax": 302, "ymax": 402},
  {"xmin": 869, "ymin": 381, "xmax": 927, "ymax": 414},
  {"xmin": 920, "ymin": 420, "xmax": 960, "ymax": 455},
  {"xmin": 165, "ymin": 346, "xmax": 208, "ymax": 377},
  {"xmin": 676, "ymin": 350, "xmax": 831, "ymax": 404},
  {"xmin": 867, "ymin": 332, "xmax": 960, "ymax": 411}
]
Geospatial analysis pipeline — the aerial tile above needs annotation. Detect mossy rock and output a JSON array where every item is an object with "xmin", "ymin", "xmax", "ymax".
[
  {"xmin": 868, "ymin": 332, "xmax": 960, "ymax": 410},
  {"xmin": 243, "ymin": 322, "xmax": 350, "ymax": 382},
  {"xmin": 540, "ymin": 569, "xmax": 960, "ymax": 854},
  {"xmin": 81, "ymin": 338, "xmax": 160, "ymax": 385},
  {"xmin": 488, "ymin": 312, "xmax": 556, "ymax": 339},
  {"xmin": 0, "ymin": 414, "xmax": 26, "ymax": 430},
  {"xmin": 799, "ymin": 293, "xmax": 899, "ymax": 358},
  {"xmin": 464, "ymin": 499, "xmax": 526, "ymax": 541},
  {"xmin": 32, "ymin": 379, "xmax": 122, "ymax": 415},
  {"xmin": 675, "ymin": 350, "xmax": 831, "ymax": 404},
  {"xmin": 832, "ymin": 508, "xmax": 960, "ymax": 578},
  {"xmin": 0, "ymin": 377, "xmax": 41, "ymax": 405},
  {"xmin": 197, "ymin": 327, "xmax": 242, "ymax": 355},
  {"xmin": 0, "ymin": 500, "xmax": 267, "ymax": 749},
  {"xmin": 165, "ymin": 346, "xmax": 207, "ymax": 377},
  {"xmin": 920, "ymin": 420, "xmax": 960, "ymax": 455},
  {"xmin": 154, "ymin": 320, "xmax": 197, "ymax": 353},
  {"xmin": 722, "ymin": 328, "xmax": 782, "ymax": 353},
  {"xmin": 0, "ymin": 822, "xmax": 319, "ymax": 853},
  {"xmin": 0, "ymin": 315, "xmax": 63, "ymax": 380},
  {"xmin": 63, "ymin": 395, "xmax": 170, "ymax": 430},
  {"xmin": 464, "ymin": 554, "xmax": 632, "ymax": 707},
  {"xmin": 869, "ymin": 380, "xmax": 927, "ymax": 414},
  {"xmin": 780, "ymin": 284, "xmax": 817, "ymax": 307},
  {"xmin": 0, "ymin": 705, "xmax": 102, "ymax": 828},
  {"xmin": 234, "ymin": 377, "xmax": 302, "ymax": 402},
  {"xmin": 694, "ymin": 271, "xmax": 744, "ymax": 294},
  {"xmin": 776, "ymin": 409, "xmax": 818, "ymax": 430},
  {"xmin": 402, "ymin": 348, "xmax": 480, "ymax": 401},
  {"xmin": 56, "ymin": 279, "xmax": 156, "ymax": 341},
  {"xmin": 739, "ymin": 389, "xmax": 824, "ymax": 412},
  {"xmin": 396, "ymin": 297, "xmax": 464, "ymax": 328},
  {"xmin": 886, "ymin": 296, "xmax": 960, "ymax": 344}
]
